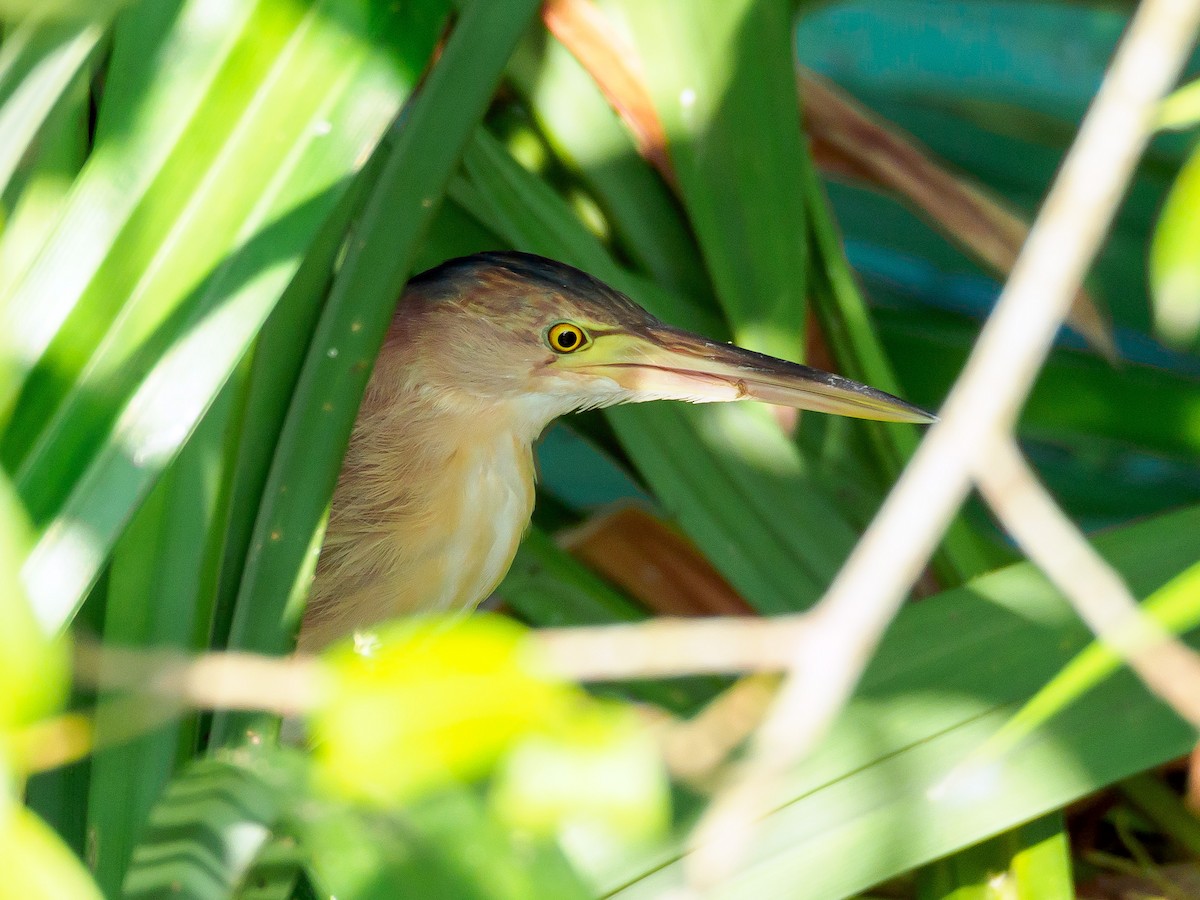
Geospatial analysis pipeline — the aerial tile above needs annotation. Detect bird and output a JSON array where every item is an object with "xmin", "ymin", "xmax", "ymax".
[{"xmin": 298, "ymin": 251, "xmax": 934, "ymax": 650}]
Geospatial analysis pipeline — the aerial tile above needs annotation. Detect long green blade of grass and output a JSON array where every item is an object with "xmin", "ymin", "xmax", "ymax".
[
  {"xmin": 85, "ymin": 381, "xmax": 243, "ymax": 895},
  {"xmin": 18, "ymin": 0, "xmax": 442, "ymax": 633},
  {"xmin": 0, "ymin": 17, "xmax": 100, "ymax": 200},
  {"xmin": 608, "ymin": 0, "xmax": 810, "ymax": 363},
  {"xmin": 210, "ymin": 0, "xmax": 544, "ymax": 748}
]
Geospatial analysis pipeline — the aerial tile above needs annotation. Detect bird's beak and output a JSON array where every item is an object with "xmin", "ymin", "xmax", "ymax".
[{"xmin": 571, "ymin": 327, "xmax": 936, "ymax": 424}]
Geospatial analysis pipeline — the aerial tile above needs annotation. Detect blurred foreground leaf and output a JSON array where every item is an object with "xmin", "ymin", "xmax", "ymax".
[
  {"xmin": 123, "ymin": 756, "xmax": 285, "ymax": 899},
  {"xmin": 0, "ymin": 473, "xmax": 66, "ymax": 731},
  {"xmin": 314, "ymin": 616, "xmax": 576, "ymax": 805},
  {"xmin": 0, "ymin": 805, "xmax": 101, "ymax": 899},
  {"xmin": 1151, "ymin": 140, "xmax": 1200, "ymax": 351},
  {"xmin": 491, "ymin": 705, "xmax": 670, "ymax": 872}
]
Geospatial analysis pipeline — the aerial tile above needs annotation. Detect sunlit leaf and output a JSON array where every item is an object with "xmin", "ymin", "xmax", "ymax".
[
  {"xmin": 15, "ymin": 0, "xmax": 443, "ymax": 633},
  {"xmin": 0, "ymin": 806, "xmax": 101, "ymax": 899},
  {"xmin": 1157, "ymin": 77, "xmax": 1200, "ymax": 130},
  {"xmin": 1150, "ymin": 140, "xmax": 1200, "ymax": 351},
  {"xmin": 0, "ymin": 17, "xmax": 99, "ymax": 201},
  {"xmin": 961, "ymin": 557, "xmax": 1200, "ymax": 767},
  {"xmin": 0, "ymin": 0, "xmax": 131, "ymax": 22},
  {"xmin": 0, "ymin": 473, "xmax": 66, "ymax": 731},
  {"xmin": 490, "ymin": 703, "xmax": 670, "ymax": 872},
  {"xmin": 313, "ymin": 616, "xmax": 576, "ymax": 804},
  {"xmin": 604, "ymin": 506, "xmax": 1200, "ymax": 900},
  {"xmin": 301, "ymin": 788, "xmax": 592, "ymax": 900}
]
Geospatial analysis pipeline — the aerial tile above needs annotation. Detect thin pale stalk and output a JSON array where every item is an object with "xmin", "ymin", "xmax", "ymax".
[{"xmin": 686, "ymin": 0, "xmax": 1200, "ymax": 884}]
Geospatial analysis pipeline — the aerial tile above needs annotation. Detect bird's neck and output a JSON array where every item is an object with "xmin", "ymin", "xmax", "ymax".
[{"xmin": 303, "ymin": 367, "xmax": 544, "ymax": 648}]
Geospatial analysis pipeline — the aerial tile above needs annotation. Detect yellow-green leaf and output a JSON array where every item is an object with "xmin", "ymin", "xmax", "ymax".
[
  {"xmin": 0, "ymin": 805, "xmax": 101, "ymax": 899},
  {"xmin": 1150, "ymin": 140, "xmax": 1200, "ymax": 350},
  {"xmin": 0, "ymin": 473, "xmax": 66, "ymax": 731},
  {"xmin": 490, "ymin": 703, "xmax": 670, "ymax": 866},
  {"xmin": 312, "ymin": 615, "xmax": 576, "ymax": 804}
]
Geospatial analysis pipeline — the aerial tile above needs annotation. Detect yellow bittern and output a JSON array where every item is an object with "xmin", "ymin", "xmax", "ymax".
[{"xmin": 300, "ymin": 252, "xmax": 933, "ymax": 649}]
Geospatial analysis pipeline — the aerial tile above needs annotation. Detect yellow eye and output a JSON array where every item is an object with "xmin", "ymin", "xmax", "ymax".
[{"xmin": 547, "ymin": 322, "xmax": 589, "ymax": 353}]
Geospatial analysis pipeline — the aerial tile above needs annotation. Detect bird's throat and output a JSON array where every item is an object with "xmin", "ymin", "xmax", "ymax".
[{"xmin": 300, "ymin": 398, "xmax": 538, "ymax": 651}]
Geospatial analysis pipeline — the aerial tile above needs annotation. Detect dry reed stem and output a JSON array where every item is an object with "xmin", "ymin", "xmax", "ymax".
[
  {"xmin": 684, "ymin": 0, "xmax": 1200, "ymax": 885},
  {"xmin": 977, "ymin": 437, "xmax": 1200, "ymax": 727}
]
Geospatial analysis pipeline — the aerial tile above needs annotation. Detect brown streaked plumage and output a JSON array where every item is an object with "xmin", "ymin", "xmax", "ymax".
[{"xmin": 300, "ymin": 252, "xmax": 934, "ymax": 650}]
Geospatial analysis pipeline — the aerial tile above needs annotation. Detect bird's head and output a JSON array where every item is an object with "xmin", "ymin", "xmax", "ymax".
[{"xmin": 390, "ymin": 251, "xmax": 934, "ymax": 433}]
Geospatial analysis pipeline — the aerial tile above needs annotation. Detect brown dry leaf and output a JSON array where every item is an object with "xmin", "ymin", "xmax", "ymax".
[
  {"xmin": 801, "ymin": 67, "xmax": 1115, "ymax": 360},
  {"xmin": 560, "ymin": 505, "xmax": 756, "ymax": 618}
]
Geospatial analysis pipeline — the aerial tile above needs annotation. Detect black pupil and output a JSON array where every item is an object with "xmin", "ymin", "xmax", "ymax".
[{"xmin": 557, "ymin": 329, "xmax": 578, "ymax": 349}]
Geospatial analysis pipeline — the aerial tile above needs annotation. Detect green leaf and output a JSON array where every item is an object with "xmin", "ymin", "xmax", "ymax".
[
  {"xmin": 1150, "ymin": 139, "xmax": 1200, "ymax": 351},
  {"xmin": 917, "ymin": 814, "xmax": 1073, "ymax": 900},
  {"xmin": 1118, "ymin": 773, "xmax": 1200, "ymax": 858},
  {"xmin": 961, "ymin": 556, "xmax": 1200, "ymax": 768},
  {"xmin": 604, "ymin": 505, "xmax": 1200, "ymax": 900},
  {"xmin": 0, "ymin": 471, "xmax": 67, "ymax": 730},
  {"xmin": 490, "ymin": 704, "xmax": 670, "ymax": 867},
  {"xmin": 1, "ymin": 0, "xmax": 255, "ymax": 429},
  {"xmin": 301, "ymin": 789, "xmax": 591, "ymax": 900},
  {"xmin": 211, "ymin": 0, "xmax": 544, "ymax": 749},
  {"xmin": 0, "ymin": 805, "xmax": 101, "ymax": 900},
  {"xmin": 1158, "ymin": 77, "xmax": 1200, "ymax": 131},
  {"xmin": 0, "ymin": 33, "xmax": 90, "ymax": 297},
  {"xmin": 16, "ymin": 0, "xmax": 440, "ymax": 633},
  {"xmin": 209, "ymin": 187, "xmax": 365, "ymax": 651},
  {"xmin": 801, "ymin": 157, "xmax": 997, "ymax": 583},
  {"xmin": 505, "ymin": 25, "xmax": 710, "ymax": 302},
  {"xmin": 123, "ymin": 756, "xmax": 288, "ymax": 900},
  {"xmin": 608, "ymin": 0, "xmax": 810, "ymax": 362},
  {"xmin": 85, "ymin": 385, "xmax": 242, "ymax": 896},
  {"xmin": 312, "ymin": 615, "xmax": 576, "ymax": 806},
  {"xmin": 0, "ymin": 17, "xmax": 100, "ymax": 200},
  {"xmin": 0, "ymin": 0, "xmax": 132, "ymax": 21},
  {"xmin": 880, "ymin": 310, "xmax": 1200, "ymax": 463}
]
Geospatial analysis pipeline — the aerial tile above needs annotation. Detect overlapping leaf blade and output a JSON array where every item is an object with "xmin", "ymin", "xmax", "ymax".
[
  {"xmin": 0, "ymin": 17, "xmax": 99, "ymax": 201},
  {"xmin": 122, "ymin": 757, "xmax": 286, "ymax": 900},
  {"xmin": 210, "ymin": 0, "xmax": 544, "ymax": 747},
  {"xmin": 14, "ymin": 0, "xmax": 446, "ymax": 633},
  {"xmin": 605, "ymin": 505, "xmax": 1200, "ymax": 899},
  {"xmin": 608, "ymin": 0, "xmax": 810, "ymax": 362}
]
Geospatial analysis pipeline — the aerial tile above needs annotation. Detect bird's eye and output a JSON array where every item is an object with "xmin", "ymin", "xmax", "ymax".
[{"xmin": 547, "ymin": 322, "xmax": 589, "ymax": 353}]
